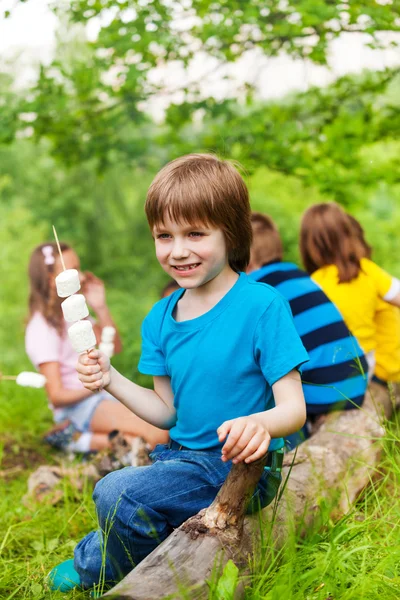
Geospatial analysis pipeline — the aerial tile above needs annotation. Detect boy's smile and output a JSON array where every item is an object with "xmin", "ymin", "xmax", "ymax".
[
  {"xmin": 172, "ymin": 263, "xmax": 201, "ymax": 274},
  {"xmin": 153, "ymin": 217, "xmax": 235, "ymax": 291}
]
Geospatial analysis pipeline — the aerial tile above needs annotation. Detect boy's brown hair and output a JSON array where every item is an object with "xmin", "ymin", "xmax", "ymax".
[
  {"xmin": 250, "ymin": 212, "xmax": 283, "ymax": 266},
  {"xmin": 300, "ymin": 202, "xmax": 366, "ymax": 283},
  {"xmin": 28, "ymin": 242, "xmax": 70, "ymax": 335},
  {"xmin": 145, "ymin": 154, "xmax": 252, "ymax": 272}
]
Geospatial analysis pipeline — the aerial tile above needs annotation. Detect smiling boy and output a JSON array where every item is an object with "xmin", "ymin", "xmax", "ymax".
[{"xmin": 49, "ymin": 154, "xmax": 308, "ymax": 592}]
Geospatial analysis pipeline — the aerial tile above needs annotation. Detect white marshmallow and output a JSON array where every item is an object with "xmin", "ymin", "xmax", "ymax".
[
  {"xmin": 16, "ymin": 372, "xmax": 47, "ymax": 388},
  {"xmin": 61, "ymin": 294, "xmax": 89, "ymax": 322},
  {"xmin": 68, "ymin": 320, "xmax": 97, "ymax": 353},
  {"xmin": 55, "ymin": 269, "xmax": 81, "ymax": 298},
  {"xmin": 99, "ymin": 341, "xmax": 114, "ymax": 358},
  {"xmin": 101, "ymin": 326, "xmax": 116, "ymax": 343}
]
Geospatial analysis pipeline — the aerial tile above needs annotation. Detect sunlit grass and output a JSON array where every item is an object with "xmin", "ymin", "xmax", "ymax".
[{"xmin": 0, "ymin": 383, "xmax": 399, "ymax": 599}]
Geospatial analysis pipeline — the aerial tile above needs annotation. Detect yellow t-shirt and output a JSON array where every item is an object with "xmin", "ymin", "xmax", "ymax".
[
  {"xmin": 311, "ymin": 258, "xmax": 397, "ymax": 354},
  {"xmin": 374, "ymin": 301, "xmax": 400, "ymax": 382}
]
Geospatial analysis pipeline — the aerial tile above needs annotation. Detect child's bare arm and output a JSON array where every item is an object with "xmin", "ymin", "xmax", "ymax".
[
  {"xmin": 387, "ymin": 289, "xmax": 400, "ymax": 308},
  {"xmin": 76, "ymin": 350, "xmax": 176, "ymax": 429},
  {"xmin": 218, "ymin": 369, "xmax": 306, "ymax": 464},
  {"xmin": 40, "ymin": 362, "xmax": 92, "ymax": 407}
]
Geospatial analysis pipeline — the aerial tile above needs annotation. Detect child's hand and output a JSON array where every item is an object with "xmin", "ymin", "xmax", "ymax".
[
  {"xmin": 217, "ymin": 416, "xmax": 271, "ymax": 464},
  {"xmin": 76, "ymin": 349, "xmax": 111, "ymax": 391},
  {"xmin": 82, "ymin": 272, "xmax": 106, "ymax": 313}
]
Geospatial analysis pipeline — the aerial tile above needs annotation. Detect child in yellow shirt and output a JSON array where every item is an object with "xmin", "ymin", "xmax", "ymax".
[
  {"xmin": 300, "ymin": 202, "xmax": 400, "ymax": 378},
  {"xmin": 346, "ymin": 214, "xmax": 400, "ymax": 384}
]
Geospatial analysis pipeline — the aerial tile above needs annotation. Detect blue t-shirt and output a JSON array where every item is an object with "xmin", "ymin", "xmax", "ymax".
[
  {"xmin": 138, "ymin": 272, "xmax": 309, "ymax": 451},
  {"xmin": 249, "ymin": 262, "xmax": 368, "ymax": 414}
]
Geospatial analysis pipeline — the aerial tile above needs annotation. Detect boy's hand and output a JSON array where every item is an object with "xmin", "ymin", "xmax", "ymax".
[
  {"xmin": 76, "ymin": 349, "xmax": 111, "ymax": 391},
  {"xmin": 217, "ymin": 416, "xmax": 270, "ymax": 464}
]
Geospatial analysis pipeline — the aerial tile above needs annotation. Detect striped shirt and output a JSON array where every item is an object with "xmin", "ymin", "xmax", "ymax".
[{"xmin": 249, "ymin": 262, "xmax": 368, "ymax": 414}]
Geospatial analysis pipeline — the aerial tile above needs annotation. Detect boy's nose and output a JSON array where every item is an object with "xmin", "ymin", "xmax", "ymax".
[{"xmin": 171, "ymin": 240, "xmax": 190, "ymax": 259}]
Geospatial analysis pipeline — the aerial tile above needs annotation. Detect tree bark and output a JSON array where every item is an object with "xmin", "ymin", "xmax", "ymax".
[{"xmin": 103, "ymin": 382, "xmax": 398, "ymax": 599}]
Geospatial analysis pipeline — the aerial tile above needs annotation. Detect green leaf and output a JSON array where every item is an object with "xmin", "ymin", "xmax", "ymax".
[
  {"xmin": 215, "ymin": 560, "xmax": 239, "ymax": 600},
  {"xmin": 31, "ymin": 583, "xmax": 43, "ymax": 596}
]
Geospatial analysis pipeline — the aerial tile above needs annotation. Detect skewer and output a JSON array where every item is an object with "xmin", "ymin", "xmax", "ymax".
[
  {"xmin": 52, "ymin": 224, "xmax": 66, "ymax": 271},
  {"xmin": 52, "ymin": 226, "xmax": 99, "ymax": 384},
  {"xmin": 0, "ymin": 371, "xmax": 47, "ymax": 388}
]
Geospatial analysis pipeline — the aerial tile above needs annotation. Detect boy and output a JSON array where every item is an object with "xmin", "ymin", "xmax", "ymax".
[
  {"xmin": 247, "ymin": 212, "xmax": 368, "ymax": 447},
  {"xmin": 49, "ymin": 155, "xmax": 308, "ymax": 592}
]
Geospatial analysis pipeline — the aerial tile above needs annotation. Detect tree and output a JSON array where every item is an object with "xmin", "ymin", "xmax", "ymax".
[
  {"xmin": 5, "ymin": 0, "xmax": 400, "ymax": 170},
  {"xmin": 160, "ymin": 67, "xmax": 400, "ymax": 202}
]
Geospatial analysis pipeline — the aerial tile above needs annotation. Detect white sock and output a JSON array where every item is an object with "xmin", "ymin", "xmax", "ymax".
[{"xmin": 68, "ymin": 432, "xmax": 92, "ymax": 454}]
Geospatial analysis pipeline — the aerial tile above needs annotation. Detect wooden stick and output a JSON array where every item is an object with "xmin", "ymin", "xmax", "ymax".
[
  {"xmin": 52, "ymin": 225, "xmax": 66, "ymax": 271},
  {"xmin": 0, "ymin": 375, "xmax": 17, "ymax": 381}
]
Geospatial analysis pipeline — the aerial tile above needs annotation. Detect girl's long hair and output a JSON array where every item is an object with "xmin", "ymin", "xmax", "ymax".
[
  {"xmin": 346, "ymin": 214, "xmax": 372, "ymax": 259},
  {"xmin": 27, "ymin": 242, "xmax": 71, "ymax": 335},
  {"xmin": 300, "ymin": 202, "xmax": 366, "ymax": 283}
]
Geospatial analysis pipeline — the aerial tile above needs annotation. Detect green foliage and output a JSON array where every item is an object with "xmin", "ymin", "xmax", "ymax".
[
  {"xmin": 54, "ymin": 0, "xmax": 400, "ymax": 67},
  {"xmin": 1, "ymin": 4, "xmax": 400, "ymax": 596},
  {"xmin": 0, "ymin": 73, "xmax": 22, "ymax": 144},
  {"xmin": 0, "ymin": 198, "xmax": 46, "ymax": 372},
  {"xmin": 5, "ymin": 0, "xmax": 400, "ymax": 178},
  {"xmin": 214, "ymin": 560, "xmax": 239, "ymax": 600},
  {"xmin": 161, "ymin": 68, "xmax": 400, "ymax": 204}
]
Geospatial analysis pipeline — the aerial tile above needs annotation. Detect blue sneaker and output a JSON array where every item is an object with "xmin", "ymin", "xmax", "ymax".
[{"xmin": 48, "ymin": 559, "xmax": 81, "ymax": 592}]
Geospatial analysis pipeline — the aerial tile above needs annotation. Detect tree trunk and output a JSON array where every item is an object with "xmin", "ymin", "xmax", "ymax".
[{"xmin": 103, "ymin": 382, "xmax": 398, "ymax": 599}]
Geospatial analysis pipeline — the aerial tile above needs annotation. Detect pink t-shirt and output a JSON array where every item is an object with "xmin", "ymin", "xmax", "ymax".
[{"xmin": 25, "ymin": 312, "xmax": 89, "ymax": 392}]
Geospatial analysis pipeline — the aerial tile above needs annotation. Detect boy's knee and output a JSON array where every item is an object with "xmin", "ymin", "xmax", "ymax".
[{"xmin": 93, "ymin": 469, "xmax": 129, "ymax": 518}]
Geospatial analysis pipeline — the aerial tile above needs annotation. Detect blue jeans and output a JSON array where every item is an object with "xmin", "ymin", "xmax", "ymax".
[{"xmin": 74, "ymin": 444, "xmax": 282, "ymax": 588}]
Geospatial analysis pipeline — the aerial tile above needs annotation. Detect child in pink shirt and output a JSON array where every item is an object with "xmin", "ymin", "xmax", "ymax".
[{"xmin": 25, "ymin": 242, "xmax": 168, "ymax": 453}]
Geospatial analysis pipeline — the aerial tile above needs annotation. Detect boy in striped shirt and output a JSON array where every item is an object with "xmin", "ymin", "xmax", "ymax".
[{"xmin": 247, "ymin": 213, "xmax": 368, "ymax": 448}]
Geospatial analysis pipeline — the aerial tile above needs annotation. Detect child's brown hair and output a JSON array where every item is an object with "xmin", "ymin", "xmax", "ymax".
[
  {"xmin": 346, "ymin": 214, "xmax": 372, "ymax": 259},
  {"xmin": 28, "ymin": 242, "xmax": 70, "ymax": 335},
  {"xmin": 300, "ymin": 202, "xmax": 366, "ymax": 283},
  {"xmin": 250, "ymin": 212, "xmax": 283, "ymax": 266},
  {"xmin": 145, "ymin": 154, "xmax": 252, "ymax": 272}
]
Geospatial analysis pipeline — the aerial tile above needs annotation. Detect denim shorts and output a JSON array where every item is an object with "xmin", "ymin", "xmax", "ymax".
[{"xmin": 54, "ymin": 391, "xmax": 116, "ymax": 432}]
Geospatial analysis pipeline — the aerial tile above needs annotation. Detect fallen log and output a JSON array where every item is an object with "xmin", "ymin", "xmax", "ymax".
[
  {"xmin": 103, "ymin": 381, "xmax": 397, "ymax": 599},
  {"xmin": 103, "ymin": 455, "xmax": 268, "ymax": 599},
  {"xmin": 247, "ymin": 380, "xmax": 397, "ymax": 548}
]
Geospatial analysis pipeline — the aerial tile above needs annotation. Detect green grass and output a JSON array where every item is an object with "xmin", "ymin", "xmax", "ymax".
[{"xmin": 1, "ymin": 381, "xmax": 399, "ymax": 599}]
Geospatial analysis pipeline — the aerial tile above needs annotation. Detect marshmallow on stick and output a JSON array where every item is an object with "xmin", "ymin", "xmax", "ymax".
[
  {"xmin": 62, "ymin": 294, "xmax": 89, "ymax": 322},
  {"xmin": 99, "ymin": 342, "xmax": 114, "ymax": 358},
  {"xmin": 0, "ymin": 371, "xmax": 47, "ymax": 388},
  {"xmin": 99, "ymin": 326, "xmax": 116, "ymax": 358},
  {"xmin": 68, "ymin": 320, "xmax": 97, "ymax": 354},
  {"xmin": 53, "ymin": 225, "xmax": 96, "ymax": 354},
  {"xmin": 56, "ymin": 269, "xmax": 81, "ymax": 297},
  {"xmin": 101, "ymin": 326, "xmax": 116, "ymax": 343},
  {"xmin": 52, "ymin": 226, "xmax": 81, "ymax": 297}
]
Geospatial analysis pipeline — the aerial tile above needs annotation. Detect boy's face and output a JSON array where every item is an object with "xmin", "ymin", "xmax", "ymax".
[{"xmin": 153, "ymin": 217, "xmax": 231, "ymax": 289}]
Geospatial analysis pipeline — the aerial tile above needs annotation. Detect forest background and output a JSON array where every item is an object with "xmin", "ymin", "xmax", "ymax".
[{"xmin": 0, "ymin": 1, "xmax": 400, "ymax": 598}]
